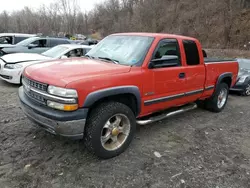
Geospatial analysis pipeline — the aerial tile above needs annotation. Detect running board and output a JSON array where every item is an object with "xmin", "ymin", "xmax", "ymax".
[{"xmin": 136, "ymin": 103, "xmax": 197, "ymax": 125}]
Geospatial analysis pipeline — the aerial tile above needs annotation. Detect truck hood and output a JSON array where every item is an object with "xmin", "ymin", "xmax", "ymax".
[
  {"xmin": 1, "ymin": 53, "xmax": 51, "ymax": 63},
  {"xmin": 24, "ymin": 58, "xmax": 131, "ymax": 87}
]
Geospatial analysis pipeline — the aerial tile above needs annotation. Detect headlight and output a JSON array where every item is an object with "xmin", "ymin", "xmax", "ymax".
[
  {"xmin": 4, "ymin": 63, "xmax": 23, "ymax": 69},
  {"xmin": 47, "ymin": 85, "xmax": 78, "ymax": 98},
  {"xmin": 238, "ymin": 76, "xmax": 248, "ymax": 83},
  {"xmin": 47, "ymin": 100, "xmax": 78, "ymax": 111}
]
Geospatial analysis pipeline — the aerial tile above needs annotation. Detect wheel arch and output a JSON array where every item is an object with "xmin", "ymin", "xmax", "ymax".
[
  {"xmin": 83, "ymin": 86, "xmax": 141, "ymax": 116},
  {"xmin": 216, "ymin": 72, "xmax": 232, "ymax": 88}
]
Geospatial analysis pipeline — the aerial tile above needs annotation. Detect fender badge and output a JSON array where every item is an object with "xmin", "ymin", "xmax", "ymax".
[{"xmin": 145, "ymin": 92, "xmax": 155, "ymax": 96}]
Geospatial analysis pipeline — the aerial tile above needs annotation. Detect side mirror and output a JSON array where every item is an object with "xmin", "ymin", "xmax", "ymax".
[
  {"xmin": 149, "ymin": 55, "xmax": 179, "ymax": 69},
  {"xmin": 28, "ymin": 44, "xmax": 38, "ymax": 49},
  {"xmin": 61, "ymin": 55, "xmax": 68, "ymax": 59}
]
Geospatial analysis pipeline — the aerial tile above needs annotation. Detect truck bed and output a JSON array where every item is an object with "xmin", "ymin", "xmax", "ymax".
[
  {"xmin": 204, "ymin": 57, "xmax": 236, "ymax": 63},
  {"xmin": 202, "ymin": 58, "xmax": 239, "ymax": 98}
]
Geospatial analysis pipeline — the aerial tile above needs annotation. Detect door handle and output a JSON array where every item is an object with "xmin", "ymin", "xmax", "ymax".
[{"xmin": 179, "ymin": 73, "xmax": 185, "ymax": 79}]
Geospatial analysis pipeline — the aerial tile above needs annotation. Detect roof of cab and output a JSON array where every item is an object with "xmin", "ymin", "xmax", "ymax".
[{"xmin": 111, "ymin": 32, "xmax": 197, "ymax": 41}]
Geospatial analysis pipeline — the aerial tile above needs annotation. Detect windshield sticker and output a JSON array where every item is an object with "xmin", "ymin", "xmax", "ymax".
[{"xmin": 131, "ymin": 59, "xmax": 137, "ymax": 63}]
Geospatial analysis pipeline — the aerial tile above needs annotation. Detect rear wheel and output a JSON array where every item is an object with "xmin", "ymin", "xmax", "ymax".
[
  {"xmin": 84, "ymin": 102, "xmax": 136, "ymax": 159},
  {"xmin": 241, "ymin": 82, "xmax": 250, "ymax": 96},
  {"xmin": 204, "ymin": 83, "xmax": 229, "ymax": 112}
]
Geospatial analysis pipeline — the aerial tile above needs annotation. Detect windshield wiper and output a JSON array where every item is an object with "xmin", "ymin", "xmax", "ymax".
[{"xmin": 98, "ymin": 57, "xmax": 119, "ymax": 64}]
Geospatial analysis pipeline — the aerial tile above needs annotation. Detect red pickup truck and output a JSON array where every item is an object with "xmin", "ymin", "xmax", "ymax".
[{"xmin": 19, "ymin": 33, "xmax": 238, "ymax": 159}]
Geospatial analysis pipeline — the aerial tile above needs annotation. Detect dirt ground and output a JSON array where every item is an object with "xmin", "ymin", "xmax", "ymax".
[{"xmin": 1, "ymin": 75, "xmax": 250, "ymax": 187}]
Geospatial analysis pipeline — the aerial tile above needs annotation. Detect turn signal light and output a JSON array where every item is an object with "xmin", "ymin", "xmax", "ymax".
[{"xmin": 47, "ymin": 100, "xmax": 78, "ymax": 111}]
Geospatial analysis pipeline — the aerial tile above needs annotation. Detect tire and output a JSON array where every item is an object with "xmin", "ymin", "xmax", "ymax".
[
  {"xmin": 241, "ymin": 82, "xmax": 250, "ymax": 96},
  {"xmin": 204, "ymin": 83, "xmax": 229, "ymax": 113},
  {"xmin": 196, "ymin": 100, "xmax": 205, "ymax": 109},
  {"xmin": 84, "ymin": 101, "xmax": 136, "ymax": 159}
]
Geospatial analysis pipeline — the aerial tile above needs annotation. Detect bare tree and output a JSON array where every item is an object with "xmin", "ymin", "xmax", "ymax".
[{"xmin": 0, "ymin": 0, "xmax": 249, "ymax": 48}]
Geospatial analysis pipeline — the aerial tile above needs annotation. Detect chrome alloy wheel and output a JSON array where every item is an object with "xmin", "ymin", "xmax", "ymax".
[
  {"xmin": 217, "ymin": 88, "xmax": 228, "ymax": 108},
  {"xmin": 245, "ymin": 84, "xmax": 250, "ymax": 96},
  {"xmin": 101, "ymin": 114, "xmax": 131, "ymax": 151}
]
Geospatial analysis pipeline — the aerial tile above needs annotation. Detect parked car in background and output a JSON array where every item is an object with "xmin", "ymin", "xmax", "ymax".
[
  {"xmin": 0, "ymin": 44, "xmax": 93, "ymax": 84},
  {"xmin": 230, "ymin": 58, "xmax": 250, "ymax": 96},
  {"xmin": 77, "ymin": 38, "xmax": 99, "ymax": 45},
  {"xmin": 19, "ymin": 33, "xmax": 238, "ymax": 159},
  {"xmin": 0, "ymin": 37, "xmax": 71, "ymax": 56},
  {"xmin": 0, "ymin": 33, "xmax": 36, "ymax": 46}
]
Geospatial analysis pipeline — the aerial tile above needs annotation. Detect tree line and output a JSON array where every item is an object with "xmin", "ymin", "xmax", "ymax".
[{"xmin": 0, "ymin": 0, "xmax": 250, "ymax": 48}]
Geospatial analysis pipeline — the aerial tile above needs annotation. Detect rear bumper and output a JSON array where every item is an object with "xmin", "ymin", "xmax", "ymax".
[{"xmin": 19, "ymin": 87, "xmax": 88, "ymax": 139}]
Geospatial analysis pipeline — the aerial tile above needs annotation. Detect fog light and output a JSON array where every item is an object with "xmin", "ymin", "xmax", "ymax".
[{"xmin": 47, "ymin": 100, "xmax": 78, "ymax": 111}]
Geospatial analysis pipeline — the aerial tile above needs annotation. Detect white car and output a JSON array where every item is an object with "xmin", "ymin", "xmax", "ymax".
[{"xmin": 0, "ymin": 44, "xmax": 94, "ymax": 84}]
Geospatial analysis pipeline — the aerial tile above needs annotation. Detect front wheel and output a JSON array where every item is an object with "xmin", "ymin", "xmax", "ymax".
[
  {"xmin": 84, "ymin": 102, "xmax": 136, "ymax": 159},
  {"xmin": 205, "ymin": 83, "xmax": 229, "ymax": 112}
]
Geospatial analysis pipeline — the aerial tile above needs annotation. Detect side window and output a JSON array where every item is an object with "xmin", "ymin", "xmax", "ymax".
[
  {"xmin": 151, "ymin": 39, "xmax": 181, "ymax": 68},
  {"xmin": 66, "ymin": 48, "xmax": 84, "ymax": 58},
  {"xmin": 84, "ymin": 48, "xmax": 91, "ymax": 55},
  {"xmin": 0, "ymin": 36, "xmax": 13, "ymax": 44},
  {"xmin": 49, "ymin": 39, "xmax": 70, "ymax": 47},
  {"xmin": 31, "ymin": 39, "xmax": 47, "ymax": 47},
  {"xmin": 183, "ymin": 40, "xmax": 200, "ymax": 65},
  {"xmin": 14, "ymin": 36, "xmax": 28, "ymax": 44}
]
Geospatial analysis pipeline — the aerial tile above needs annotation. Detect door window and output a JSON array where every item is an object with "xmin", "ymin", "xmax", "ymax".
[
  {"xmin": 66, "ymin": 48, "xmax": 84, "ymax": 58},
  {"xmin": 0, "ymin": 36, "xmax": 13, "ymax": 44},
  {"xmin": 31, "ymin": 39, "xmax": 47, "ymax": 47},
  {"xmin": 49, "ymin": 39, "xmax": 70, "ymax": 47},
  {"xmin": 151, "ymin": 39, "xmax": 181, "ymax": 68},
  {"xmin": 14, "ymin": 36, "xmax": 29, "ymax": 44}
]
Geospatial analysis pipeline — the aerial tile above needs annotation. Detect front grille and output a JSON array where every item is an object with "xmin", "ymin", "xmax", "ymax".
[
  {"xmin": 23, "ymin": 76, "xmax": 48, "ymax": 105},
  {"xmin": 24, "ymin": 89, "xmax": 47, "ymax": 105},
  {"xmin": 23, "ymin": 76, "xmax": 48, "ymax": 91}
]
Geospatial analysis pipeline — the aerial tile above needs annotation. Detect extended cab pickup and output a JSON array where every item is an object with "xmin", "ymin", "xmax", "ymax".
[{"xmin": 19, "ymin": 33, "xmax": 239, "ymax": 158}]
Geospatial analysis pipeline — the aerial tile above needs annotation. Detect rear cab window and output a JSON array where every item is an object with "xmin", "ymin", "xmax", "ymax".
[{"xmin": 183, "ymin": 40, "xmax": 200, "ymax": 66}]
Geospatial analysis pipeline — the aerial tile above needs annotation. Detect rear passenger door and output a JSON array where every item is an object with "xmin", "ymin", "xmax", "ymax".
[{"xmin": 182, "ymin": 40, "xmax": 206, "ymax": 101}]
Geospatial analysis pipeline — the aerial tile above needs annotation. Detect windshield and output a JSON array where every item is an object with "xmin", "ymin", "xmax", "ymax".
[
  {"xmin": 42, "ymin": 46, "xmax": 68, "ymax": 58},
  {"xmin": 86, "ymin": 35, "xmax": 154, "ymax": 66},
  {"xmin": 16, "ymin": 37, "xmax": 38, "ymax": 46},
  {"xmin": 237, "ymin": 59, "xmax": 250, "ymax": 71}
]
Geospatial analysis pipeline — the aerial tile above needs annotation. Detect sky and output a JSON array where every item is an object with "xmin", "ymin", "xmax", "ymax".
[{"xmin": 0, "ymin": 0, "xmax": 103, "ymax": 12}]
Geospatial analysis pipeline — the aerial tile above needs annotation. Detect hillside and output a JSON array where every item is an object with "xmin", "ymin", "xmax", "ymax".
[{"xmin": 0, "ymin": 0, "xmax": 250, "ymax": 49}]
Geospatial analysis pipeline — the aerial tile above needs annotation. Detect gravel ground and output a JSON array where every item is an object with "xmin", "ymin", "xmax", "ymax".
[{"xmin": 1, "ymin": 80, "xmax": 250, "ymax": 188}]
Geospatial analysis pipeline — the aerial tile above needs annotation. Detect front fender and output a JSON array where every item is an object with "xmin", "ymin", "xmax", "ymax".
[{"xmin": 82, "ymin": 85, "xmax": 141, "ymax": 115}]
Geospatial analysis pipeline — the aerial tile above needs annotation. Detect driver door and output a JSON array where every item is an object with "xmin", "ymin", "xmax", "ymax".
[
  {"xmin": 143, "ymin": 39, "xmax": 188, "ymax": 114},
  {"xmin": 27, "ymin": 39, "xmax": 48, "ymax": 54}
]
